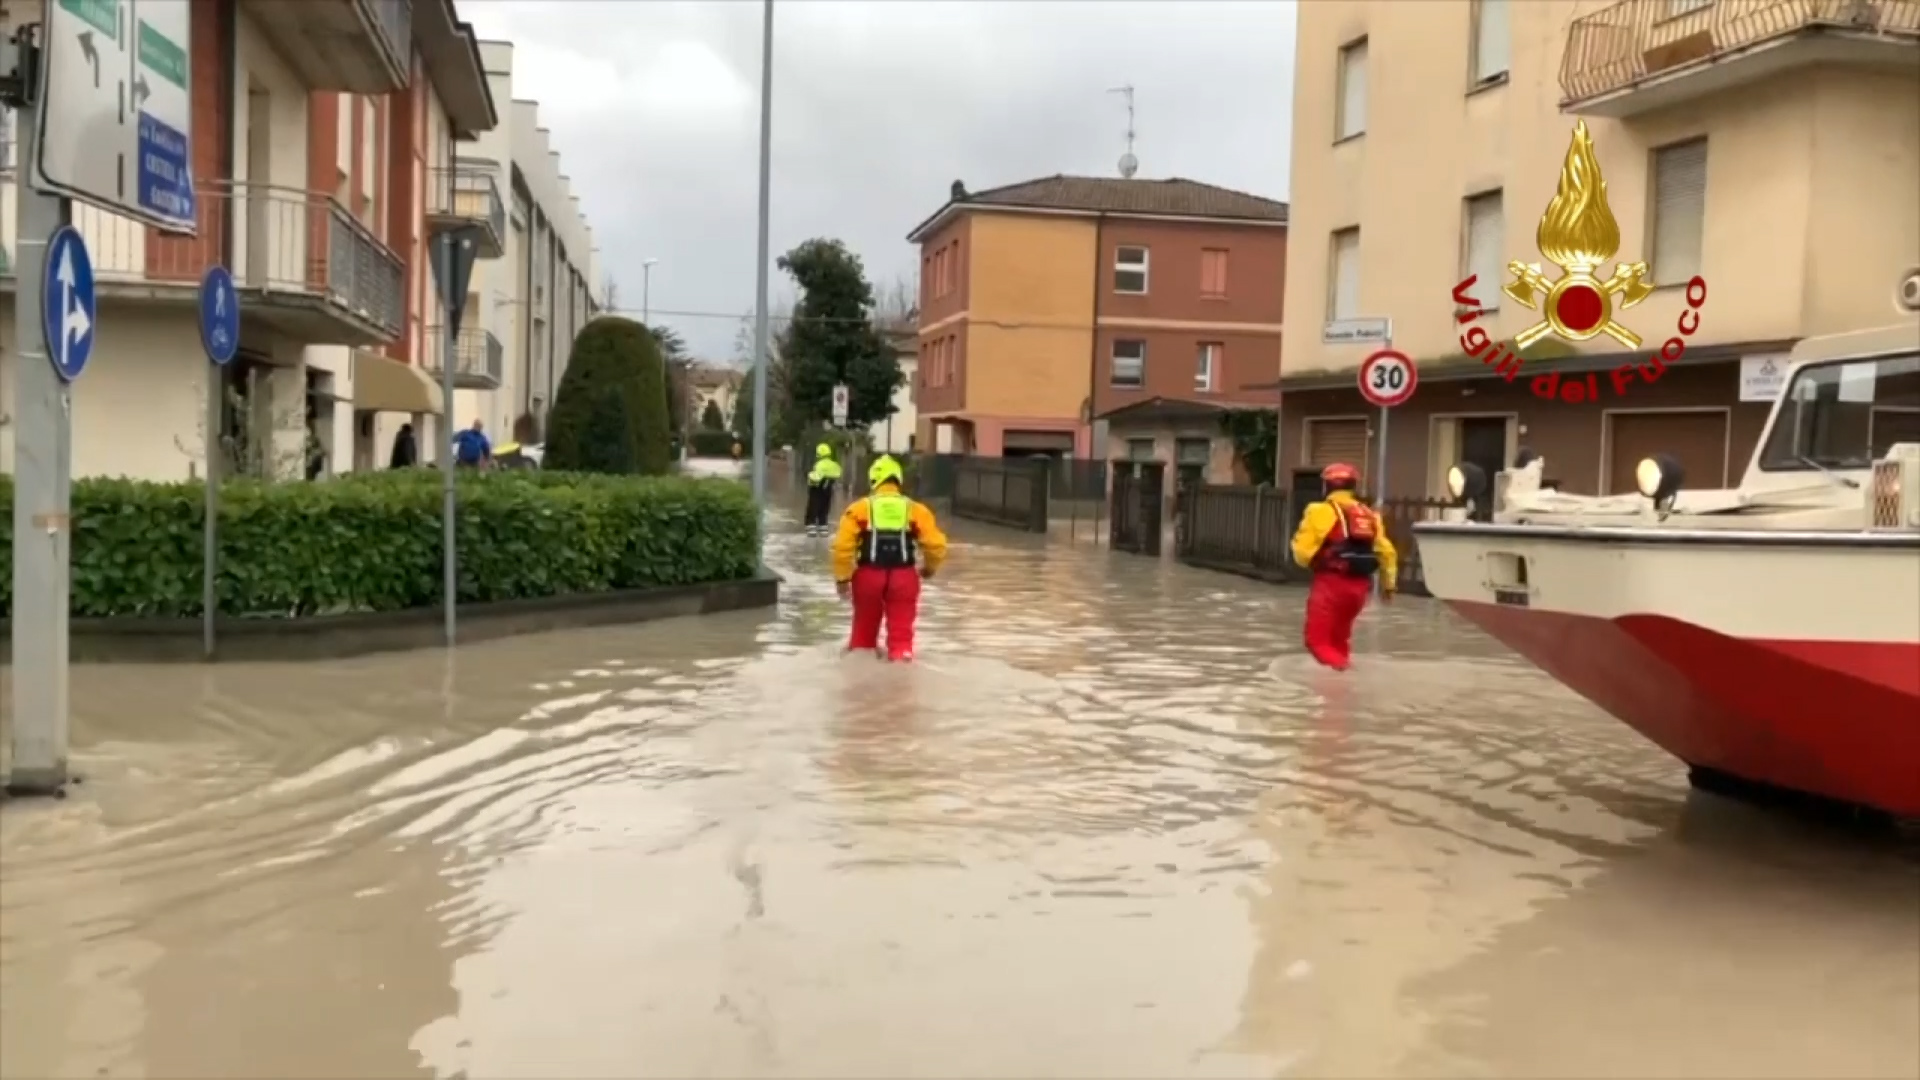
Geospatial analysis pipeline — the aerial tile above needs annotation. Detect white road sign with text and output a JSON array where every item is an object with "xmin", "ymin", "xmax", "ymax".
[{"xmin": 36, "ymin": 0, "xmax": 198, "ymax": 232}]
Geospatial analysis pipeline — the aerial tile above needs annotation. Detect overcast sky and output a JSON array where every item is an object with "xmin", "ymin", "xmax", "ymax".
[{"xmin": 462, "ymin": 1, "xmax": 1298, "ymax": 360}]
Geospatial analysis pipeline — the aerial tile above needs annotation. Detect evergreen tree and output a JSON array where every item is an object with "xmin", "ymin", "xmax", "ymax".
[
  {"xmin": 700, "ymin": 399, "xmax": 725, "ymax": 430},
  {"xmin": 544, "ymin": 316, "xmax": 672, "ymax": 475},
  {"xmin": 776, "ymin": 239, "xmax": 902, "ymax": 434}
]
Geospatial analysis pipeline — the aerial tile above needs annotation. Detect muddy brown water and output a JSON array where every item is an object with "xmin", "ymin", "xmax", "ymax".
[{"xmin": 3, "ymin": 505, "xmax": 1916, "ymax": 1079}]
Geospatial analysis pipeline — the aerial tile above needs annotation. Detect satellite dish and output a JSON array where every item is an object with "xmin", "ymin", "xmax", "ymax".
[{"xmin": 1118, "ymin": 152, "xmax": 1138, "ymax": 179}]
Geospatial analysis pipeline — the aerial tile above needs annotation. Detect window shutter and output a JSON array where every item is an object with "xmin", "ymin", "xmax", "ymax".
[
  {"xmin": 1473, "ymin": 0, "xmax": 1510, "ymax": 82},
  {"xmin": 1339, "ymin": 42, "xmax": 1368, "ymax": 138},
  {"xmin": 1465, "ymin": 192, "xmax": 1504, "ymax": 307},
  {"xmin": 1330, "ymin": 229, "xmax": 1361, "ymax": 320},
  {"xmin": 1652, "ymin": 139, "xmax": 1707, "ymax": 283}
]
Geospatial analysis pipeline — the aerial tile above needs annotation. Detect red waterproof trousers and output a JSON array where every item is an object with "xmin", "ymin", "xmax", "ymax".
[
  {"xmin": 849, "ymin": 565, "xmax": 921, "ymax": 660},
  {"xmin": 1304, "ymin": 571, "xmax": 1372, "ymax": 670}
]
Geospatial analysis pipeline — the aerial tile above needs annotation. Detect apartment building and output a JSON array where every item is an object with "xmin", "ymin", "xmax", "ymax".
[
  {"xmin": 907, "ymin": 175, "xmax": 1288, "ymax": 481},
  {"xmin": 1280, "ymin": 0, "xmax": 1920, "ymax": 501},
  {"xmin": 448, "ymin": 41, "xmax": 602, "ymax": 447},
  {"xmin": 506, "ymin": 96, "xmax": 600, "ymax": 441}
]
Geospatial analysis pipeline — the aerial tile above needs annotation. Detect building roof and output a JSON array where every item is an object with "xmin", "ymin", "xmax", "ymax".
[{"xmin": 908, "ymin": 175, "xmax": 1289, "ymax": 242}]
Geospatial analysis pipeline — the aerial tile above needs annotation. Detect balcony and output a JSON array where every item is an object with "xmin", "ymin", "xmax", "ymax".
[
  {"xmin": 421, "ymin": 325, "xmax": 505, "ymax": 390},
  {"xmin": 1562, "ymin": 0, "xmax": 1920, "ymax": 117},
  {"xmin": 426, "ymin": 166, "xmax": 506, "ymax": 260},
  {"xmin": 0, "ymin": 180, "xmax": 404, "ymax": 346},
  {"xmin": 241, "ymin": 0, "xmax": 411, "ymax": 93}
]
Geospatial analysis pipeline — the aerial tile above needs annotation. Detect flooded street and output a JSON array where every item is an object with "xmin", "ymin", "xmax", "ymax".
[{"xmin": 3, "ymin": 506, "xmax": 1916, "ymax": 1080}]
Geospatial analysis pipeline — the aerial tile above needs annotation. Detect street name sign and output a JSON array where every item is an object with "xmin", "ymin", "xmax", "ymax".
[
  {"xmin": 35, "ymin": 0, "xmax": 198, "ymax": 232},
  {"xmin": 1322, "ymin": 317, "xmax": 1393, "ymax": 347},
  {"xmin": 43, "ymin": 226, "xmax": 98, "ymax": 382},
  {"xmin": 199, "ymin": 265, "xmax": 238, "ymax": 366}
]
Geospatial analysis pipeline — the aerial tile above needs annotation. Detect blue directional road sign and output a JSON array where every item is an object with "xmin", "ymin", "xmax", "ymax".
[
  {"xmin": 42, "ymin": 226, "xmax": 97, "ymax": 382},
  {"xmin": 199, "ymin": 266, "xmax": 240, "ymax": 366}
]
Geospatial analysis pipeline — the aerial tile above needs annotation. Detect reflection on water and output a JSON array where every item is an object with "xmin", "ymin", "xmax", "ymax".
[{"xmin": 3, "ymin": 508, "xmax": 1916, "ymax": 1079}]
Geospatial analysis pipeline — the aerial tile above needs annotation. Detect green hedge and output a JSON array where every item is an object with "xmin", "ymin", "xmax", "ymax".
[
  {"xmin": 0, "ymin": 469, "xmax": 757, "ymax": 619},
  {"xmin": 688, "ymin": 430, "xmax": 739, "ymax": 458}
]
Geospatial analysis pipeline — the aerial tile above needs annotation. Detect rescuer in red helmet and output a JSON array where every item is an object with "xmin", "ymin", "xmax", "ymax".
[{"xmin": 1289, "ymin": 462, "xmax": 1399, "ymax": 670}]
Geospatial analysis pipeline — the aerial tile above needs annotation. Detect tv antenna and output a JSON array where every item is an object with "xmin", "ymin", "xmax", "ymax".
[{"xmin": 1107, "ymin": 84, "xmax": 1138, "ymax": 178}]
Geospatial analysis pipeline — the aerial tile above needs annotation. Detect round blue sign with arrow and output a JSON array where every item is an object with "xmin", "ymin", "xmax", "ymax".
[
  {"xmin": 42, "ymin": 226, "xmax": 97, "ymax": 382},
  {"xmin": 199, "ymin": 265, "xmax": 240, "ymax": 366}
]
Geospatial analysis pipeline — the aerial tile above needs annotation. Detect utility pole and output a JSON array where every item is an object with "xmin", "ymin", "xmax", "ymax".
[{"xmin": 749, "ymin": 0, "xmax": 774, "ymax": 569}]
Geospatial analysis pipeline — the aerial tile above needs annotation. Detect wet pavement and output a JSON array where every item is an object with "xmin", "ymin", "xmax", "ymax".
[{"xmin": 3, "ymin": 498, "xmax": 1917, "ymax": 1079}]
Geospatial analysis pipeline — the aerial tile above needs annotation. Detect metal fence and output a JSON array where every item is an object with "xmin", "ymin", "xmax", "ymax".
[
  {"xmin": 951, "ymin": 457, "xmax": 1050, "ymax": 532},
  {"xmin": 422, "ymin": 325, "xmax": 505, "ymax": 389},
  {"xmin": 1110, "ymin": 463, "xmax": 1164, "ymax": 557},
  {"xmin": 1171, "ymin": 484, "xmax": 1454, "ymax": 596}
]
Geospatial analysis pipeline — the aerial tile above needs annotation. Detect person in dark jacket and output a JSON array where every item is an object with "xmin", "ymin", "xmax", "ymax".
[{"xmin": 389, "ymin": 423, "xmax": 418, "ymax": 468}]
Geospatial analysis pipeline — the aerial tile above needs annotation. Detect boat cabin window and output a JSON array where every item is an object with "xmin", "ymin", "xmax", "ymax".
[{"xmin": 1757, "ymin": 351, "xmax": 1920, "ymax": 472}]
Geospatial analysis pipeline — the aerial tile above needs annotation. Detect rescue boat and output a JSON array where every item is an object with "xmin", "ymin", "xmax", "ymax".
[{"xmin": 1414, "ymin": 323, "xmax": 1920, "ymax": 817}]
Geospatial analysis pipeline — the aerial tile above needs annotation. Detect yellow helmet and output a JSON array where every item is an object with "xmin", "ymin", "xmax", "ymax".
[
  {"xmin": 868, "ymin": 455, "xmax": 904, "ymax": 488},
  {"xmin": 815, "ymin": 442, "xmax": 833, "ymax": 458}
]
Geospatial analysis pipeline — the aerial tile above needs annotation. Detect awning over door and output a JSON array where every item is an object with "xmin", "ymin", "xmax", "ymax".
[{"xmin": 352, "ymin": 350, "xmax": 442, "ymax": 415}]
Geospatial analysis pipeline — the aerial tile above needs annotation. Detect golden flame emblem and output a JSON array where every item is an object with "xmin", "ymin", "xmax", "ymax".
[{"xmin": 1504, "ymin": 121, "xmax": 1654, "ymax": 349}]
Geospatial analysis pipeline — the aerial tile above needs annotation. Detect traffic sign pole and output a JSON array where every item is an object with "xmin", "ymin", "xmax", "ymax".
[
  {"xmin": 1356, "ymin": 344, "xmax": 1420, "ymax": 599},
  {"xmin": 8, "ymin": 77, "xmax": 76, "ymax": 796},
  {"xmin": 197, "ymin": 266, "xmax": 240, "ymax": 659}
]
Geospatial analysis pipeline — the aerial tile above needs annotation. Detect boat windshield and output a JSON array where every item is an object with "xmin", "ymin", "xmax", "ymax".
[{"xmin": 1757, "ymin": 351, "xmax": 1920, "ymax": 472}]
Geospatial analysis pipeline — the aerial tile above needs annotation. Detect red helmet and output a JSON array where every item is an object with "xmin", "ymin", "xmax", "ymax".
[{"xmin": 1321, "ymin": 462, "xmax": 1360, "ymax": 488}]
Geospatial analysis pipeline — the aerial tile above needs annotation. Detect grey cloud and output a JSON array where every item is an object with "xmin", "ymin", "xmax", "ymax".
[{"xmin": 463, "ymin": 0, "xmax": 1298, "ymax": 358}]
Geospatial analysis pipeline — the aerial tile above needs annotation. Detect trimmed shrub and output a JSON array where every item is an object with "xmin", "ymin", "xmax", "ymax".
[
  {"xmin": 545, "ymin": 317, "xmax": 672, "ymax": 476},
  {"xmin": 0, "ymin": 470, "xmax": 757, "ymax": 619},
  {"xmin": 688, "ymin": 430, "xmax": 738, "ymax": 458}
]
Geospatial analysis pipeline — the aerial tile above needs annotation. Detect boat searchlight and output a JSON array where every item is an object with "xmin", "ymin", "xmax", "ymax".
[{"xmin": 1635, "ymin": 453, "xmax": 1686, "ymax": 511}]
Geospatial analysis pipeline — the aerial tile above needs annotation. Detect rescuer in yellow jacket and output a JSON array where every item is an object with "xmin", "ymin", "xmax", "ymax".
[
  {"xmin": 832, "ymin": 455, "xmax": 948, "ymax": 661},
  {"xmin": 804, "ymin": 442, "xmax": 843, "ymax": 536},
  {"xmin": 1290, "ymin": 462, "xmax": 1398, "ymax": 671}
]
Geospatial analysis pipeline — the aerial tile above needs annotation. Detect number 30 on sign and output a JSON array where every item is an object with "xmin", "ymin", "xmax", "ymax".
[{"xmin": 1358, "ymin": 348, "xmax": 1418, "ymax": 408}]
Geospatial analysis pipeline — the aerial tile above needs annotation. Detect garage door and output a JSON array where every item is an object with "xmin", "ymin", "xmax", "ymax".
[
  {"xmin": 1607, "ymin": 411, "xmax": 1728, "ymax": 494},
  {"xmin": 1306, "ymin": 418, "xmax": 1369, "ymax": 478}
]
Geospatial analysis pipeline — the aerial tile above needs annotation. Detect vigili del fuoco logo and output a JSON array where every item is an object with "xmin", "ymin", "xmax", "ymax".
[{"xmin": 1450, "ymin": 120, "xmax": 1708, "ymax": 403}]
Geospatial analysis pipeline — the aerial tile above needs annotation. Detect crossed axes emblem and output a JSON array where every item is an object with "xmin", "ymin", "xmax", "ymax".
[{"xmin": 1503, "ymin": 260, "xmax": 1655, "ymax": 350}]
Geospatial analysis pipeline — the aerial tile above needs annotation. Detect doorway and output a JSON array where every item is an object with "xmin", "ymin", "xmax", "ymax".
[{"xmin": 1459, "ymin": 416, "xmax": 1509, "ymax": 481}]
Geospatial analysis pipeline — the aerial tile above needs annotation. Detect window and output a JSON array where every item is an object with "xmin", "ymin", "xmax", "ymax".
[
  {"xmin": 1176, "ymin": 438, "xmax": 1211, "ymax": 466},
  {"xmin": 1127, "ymin": 438, "xmax": 1156, "ymax": 462},
  {"xmin": 1114, "ymin": 246, "xmax": 1149, "ymax": 294},
  {"xmin": 1471, "ymin": 0, "xmax": 1510, "ymax": 84},
  {"xmin": 1195, "ymin": 343, "xmax": 1220, "ymax": 392},
  {"xmin": 1758, "ymin": 352, "xmax": 1920, "ymax": 471},
  {"xmin": 1461, "ymin": 191, "xmax": 1504, "ymax": 310},
  {"xmin": 1328, "ymin": 227, "xmax": 1361, "ymax": 320},
  {"xmin": 1336, "ymin": 39, "xmax": 1368, "ymax": 140},
  {"xmin": 1200, "ymin": 248, "xmax": 1228, "ymax": 298},
  {"xmin": 1111, "ymin": 339, "xmax": 1146, "ymax": 387},
  {"xmin": 1650, "ymin": 138, "xmax": 1707, "ymax": 284}
]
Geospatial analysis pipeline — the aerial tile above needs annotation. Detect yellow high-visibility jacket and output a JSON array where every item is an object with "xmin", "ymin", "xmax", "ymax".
[
  {"xmin": 808, "ymin": 458, "xmax": 843, "ymax": 485},
  {"xmin": 1290, "ymin": 489, "xmax": 1399, "ymax": 588},
  {"xmin": 831, "ymin": 484, "xmax": 949, "ymax": 583}
]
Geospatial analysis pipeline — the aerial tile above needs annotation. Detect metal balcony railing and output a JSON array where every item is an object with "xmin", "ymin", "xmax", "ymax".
[
  {"xmin": 363, "ymin": 0, "xmax": 412, "ymax": 75},
  {"xmin": 422, "ymin": 325, "xmax": 505, "ymax": 388},
  {"xmin": 1, "ymin": 178, "xmax": 404, "ymax": 340},
  {"xmin": 428, "ymin": 166, "xmax": 506, "ymax": 251},
  {"xmin": 1563, "ymin": 0, "xmax": 1920, "ymax": 103}
]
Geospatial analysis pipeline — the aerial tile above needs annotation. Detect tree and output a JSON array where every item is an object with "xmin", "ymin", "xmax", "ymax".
[
  {"xmin": 872, "ymin": 272, "xmax": 918, "ymax": 332},
  {"xmin": 700, "ymin": 399, "xmax": 725, "ymax": 430},
  {"xmin": 650, "ymin": 325, "xmax": 688, "ymax": 363},
  {"xmin": 730, "ymin": 372, "xmax": 756, "ymax": 444},
  {"xmin": 776, "ymin": 238, "xmax": 902, "ymax": 434},
  {"xmin": 544, "ymin": 316, "xmax": 672, "ymax": 475}
]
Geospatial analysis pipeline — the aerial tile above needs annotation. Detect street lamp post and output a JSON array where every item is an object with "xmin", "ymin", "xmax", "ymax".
[
  {"xmin": 749, "ymin": 0, "xmax": 774, "ymax": 571},
  {"xmin": 642, "ymin": 257, "xmax": 658, "ymax": 325}
]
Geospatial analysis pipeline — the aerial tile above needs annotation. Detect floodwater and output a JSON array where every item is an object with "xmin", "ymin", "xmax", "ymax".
[{"xmin": 3, "ymin": 502, "xmax": 1917, "ymax": 1080}]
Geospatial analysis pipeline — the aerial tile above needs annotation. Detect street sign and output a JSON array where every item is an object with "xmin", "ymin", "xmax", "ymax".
[
  {"xmin": 1323, "ymin": 317, "xmax": 1393, "ymax": 346},
  {"xmin": 198, "ymin": 265, "xmax": 238, "ymax": 366},
  {"xmin": 431, "ymin": 232, "xmax": 481, "ymax": 336},
  {"xmin": 1358, "ymin": 348, "xmax": 1417, "ymax": 408},
  {"xmin": 35, "ymin": 0, "xmax": 198, "ymax": 232},
  {"xmin": 831, "ymin": 383, "xmax": 849, "ymax": 426},
  {"xmin": 42, "ymin": 226, "xmax": 97, "ymax": 382}
]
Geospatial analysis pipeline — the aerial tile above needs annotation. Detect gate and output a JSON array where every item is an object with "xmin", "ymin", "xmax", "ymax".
[
  {"xmin": 951, "ymin": 457, "xmax": 1050, "ymax": 532},
  {"xmin": 1109, "ymin": 462, "xmax": 1164, "ymax": 556}
]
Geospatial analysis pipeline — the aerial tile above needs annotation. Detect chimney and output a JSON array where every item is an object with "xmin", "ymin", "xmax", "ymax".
[{"xmin": 950, "ymin": 180, "xmax": 967, "ymax": 201}]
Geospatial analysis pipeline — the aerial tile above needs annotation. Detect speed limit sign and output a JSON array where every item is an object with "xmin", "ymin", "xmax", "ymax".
[
  {"xmin": 831, "ymin": 383, "xmax": 850, "ymax": 426},
  {"xmin": 1357, "ymin": 349, "xmax": 1417, "ymax": 408}
]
